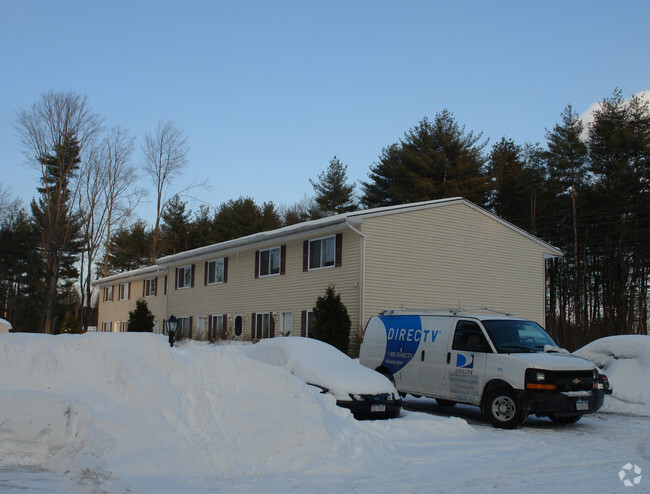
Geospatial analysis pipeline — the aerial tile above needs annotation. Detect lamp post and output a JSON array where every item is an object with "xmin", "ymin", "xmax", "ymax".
[{"xmin": 166, "ymin": 314, "xmax": 178, "ymax": 347}]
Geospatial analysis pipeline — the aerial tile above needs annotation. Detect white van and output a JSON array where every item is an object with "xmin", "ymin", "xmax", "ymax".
[{"xmin": 359, "ymin": 309, "xmax": 605, "ymax": 428}]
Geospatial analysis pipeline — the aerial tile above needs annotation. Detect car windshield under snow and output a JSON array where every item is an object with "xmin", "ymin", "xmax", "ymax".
[{"xmin": 482, "ymin": 319, "xmax": 556, "ymax": 353}]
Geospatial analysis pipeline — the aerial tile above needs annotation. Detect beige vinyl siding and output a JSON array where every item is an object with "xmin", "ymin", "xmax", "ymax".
[
  {"xmin": 166, "ymin": 230, "xmax": 362, "ymax": 339},
  {"xmin": 97, "ymin": 275, "xmax": 168, "ymax": 332},
  {"xmin": 362, "ymin": 202, "xmax": 552, "ymax": 326}
]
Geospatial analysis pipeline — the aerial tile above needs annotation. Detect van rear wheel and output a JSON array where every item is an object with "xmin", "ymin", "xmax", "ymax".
[{"xmin": 484, "ymin": 388, "xmax": 526, "ymax": 429}]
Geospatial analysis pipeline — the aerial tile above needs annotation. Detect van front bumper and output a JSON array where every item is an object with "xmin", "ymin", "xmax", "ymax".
[{"xmin": 516, "ymin": 389, "xmax": 605, "ymax": 417}]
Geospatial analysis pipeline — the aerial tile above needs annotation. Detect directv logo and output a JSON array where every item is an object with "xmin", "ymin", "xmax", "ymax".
[{"xmin": 456, "ymin": 354, "xmax": 474, "ymax": 369}]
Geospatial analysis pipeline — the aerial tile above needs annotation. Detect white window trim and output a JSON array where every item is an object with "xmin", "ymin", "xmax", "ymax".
[
  {"xmin": 178, "ymin": 265, "xmax": 192, "ymax": 289},
  {"xmin": 177, "ymin": 316, "xmax": 191, "ymax": 337},
  {"xmin": 207, "ymin": 259, "xmax": 225, "ymax": 285},
  {"xmin": 259, "ymin": 247, "xmax": 281, "ymax": 277},
  {"xmin": 254, "ymin": 312, "xmax": 271, "ymax": 339},
  {"xmin": 118, "ymin": 283, "xmax": 130, "ymax": 301},
  {"xmin": 308, "ymin": 235, "xmax": 336, "ymax": 271},
  {"xmin": 144, "ymin": 278, "xmax": 156, "ymax": 297},
  {"xmin": 281, "ymin": 311, "xmax": 293, "ymax": 337}
]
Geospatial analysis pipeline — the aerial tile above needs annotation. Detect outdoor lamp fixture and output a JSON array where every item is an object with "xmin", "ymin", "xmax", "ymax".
[{"xmin": 166, "ymin": 314, "xmax": 178, "ymax": 348}]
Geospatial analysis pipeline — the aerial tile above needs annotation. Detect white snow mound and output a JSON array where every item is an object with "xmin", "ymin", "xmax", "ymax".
[
  {"xmin": 575, "ymin": 335, "xmax": 650, "ymax": 416},
  {"xmin": 0, "ymin": 333, "xmax": 385, "ymax": 485}
]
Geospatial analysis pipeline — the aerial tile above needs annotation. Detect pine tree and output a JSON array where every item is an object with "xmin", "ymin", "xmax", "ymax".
[
  {"xmin": 310, "ymin": 285, "xmax": 351, "ymax": 354},
  {"xmin": 127, "ymin": 299, "xmax": 155, "ymax": 332},
  {"xmin": 31, "ymin": 134, "xmax": 84, "ymax": 333},
  {"xmin": 105, "ymin": 221, "xmax": 151, "ymax": 273},
  {"xmin": 309, "ymin": 156, "xmax": 357, "ymax": 216},
  {"xmin": 361, "ymin": 111, "xmax": 489, "ymax": 208},
  {"xmin": 486, "ymin": 137, "xmax": 529, "ymax": 223},
  {"xmin": 213, "ymin": 197, "xmax": 281, "ymax": 242},
  {"xmin": 160, "ymin": 195, "xmax": 191, "ymax": 256}
]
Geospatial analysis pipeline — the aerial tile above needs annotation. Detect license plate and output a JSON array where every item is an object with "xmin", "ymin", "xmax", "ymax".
[
  {"xmin": 371, "ymin": 404, "xmax": 386, "ymax": 413},
  {"xmin": 576, "ymin": 400, "xmax": 589, "ymax": 411}
]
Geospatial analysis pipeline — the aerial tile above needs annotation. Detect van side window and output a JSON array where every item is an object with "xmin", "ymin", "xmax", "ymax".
[{"xmin": 452, "ymin": 321, "xmax": 491, "ymax": 353}]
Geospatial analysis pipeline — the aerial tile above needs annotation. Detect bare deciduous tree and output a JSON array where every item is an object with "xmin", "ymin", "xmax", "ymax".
[
  {"xmin": 77, "ymin": 127, "xmax": 141, "ymax": 329},
  {"xmin": 143, "ymin": 120, "xmax": 190, "ymax": 261}
]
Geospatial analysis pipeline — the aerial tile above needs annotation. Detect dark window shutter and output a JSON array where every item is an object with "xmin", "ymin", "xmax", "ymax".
[
  {"xmin": 251, "ymin": 312, "xmax": 257, "ymax": 339},
  {"xmin": 175, "ymin": 268, "xmax": 179, "ymax": 290},
  {"xmin": 208, "ymin": 314, "xmax": 213, "ymax": 340},
  {"xmin": 270, "ymin": 313, "xmax": 275, "ymax": 338},
  {"xmin": 154, "ymin": 277, "xmax": 158, "ymax": 296},
  {"xmin": 301, "ymin": 310, "xmax": 307, "ymax": 337},
  {"xmin": 128, "ymin": 282, "xmax": 131, "ymax": 300},
  {"xmin": 303, "ymin": 241, "xmax": 309, "ymax": 272},
  {"xmin": 142, "ymin": 280, "xmax": 145, "ymax": 298},
  {"xmin": 191, "ymin": 264, "xmax": 195, "ymax": 288},
  {"xmin": 223, "ymin": 257, "xmax": 228, "ymax": 283},
  {"xmin": 280, "ymin": 245, "xmax": 286, "ymax": 275},
  {"xmin": 189, "ymin": 316, "xmax": 193, "ymax": 339},
  {"xmin": 335, "ymin": 233, "xmax": 343, "ymax": 267},
  {"xmin": 204, "ymin": 262, "xmax": 208, "ymax": 286},
  {"xmin": 254, "ymin": 251, "xmax": 260, "ymax": 278},
  {"xmin": 164, "ymin": 276, "xmax": 167, "ymax": 295}
]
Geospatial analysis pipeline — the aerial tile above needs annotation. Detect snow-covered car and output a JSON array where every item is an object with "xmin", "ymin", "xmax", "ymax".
[
  {"xmin": 245, "ymin": 337, "xmax": 402, "ymax": 419},
  {"xmin": 575, "ymin": 335, "xmax": 650, "ymax": 407}
]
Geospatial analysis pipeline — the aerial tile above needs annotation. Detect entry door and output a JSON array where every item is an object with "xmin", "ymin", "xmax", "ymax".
[{"xmin": 445, "ymin": 320, "xmax": 490, "ymax": 405}]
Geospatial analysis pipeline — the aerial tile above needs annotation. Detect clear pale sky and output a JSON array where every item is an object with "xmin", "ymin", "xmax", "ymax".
[{"xmin": 1, "ymin": 0, "xmax": 649, "ymax": 224}]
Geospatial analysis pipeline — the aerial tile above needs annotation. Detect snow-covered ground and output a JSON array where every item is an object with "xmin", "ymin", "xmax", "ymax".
[{"xmin": 1, "ymin": 332, "xmax": 648, "ymax": 493}]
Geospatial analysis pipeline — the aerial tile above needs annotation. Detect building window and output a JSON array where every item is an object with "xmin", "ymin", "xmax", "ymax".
[
  {"xmin": 301, "ymin": 310, "xmax": 316, "ymax": 337},
  {"xmin": 177, "ymin": 265, "xmax": 193, "ymax": 289},
  {"xmin": 207, "ymin": 259, "xmax": 224, "ymax": 284},
  {"xmin": 102, "ymin": 321, "xmax": 112, "ymax": 332},
  {"xmin": 177, "ymin": 316, "xmax": 191, "ymax": 338},
  {"xmin": 144, "ymin": 278, "xmax": 157, "ymax": 297},
  {"xmin": 196, "ymin": 316, "xmax": 207, "ymax": 340},
  {"xmin": 259, "ymin": 247, "xmax": 281, "ymax": 277},
  {"xmin": 309, "ymin": 236, "xmax": 335, "ymax": 270},
  {"xmin": 103, "ymin": 286, "xmax": 113, "ymax": 302},
  {"xmin": 253, "ymin": 312, "xmax": 271, "ymax": 339},
  {"xmin": 118, "ymin": 283, "xmax": 130, "ymax": 301},
  {"xmin": 120, "ymin": 321, "xmax": 128, "ymax": 332},
  {"xmin": 281, "ymin": 311, "xmax": 293, "ymax": 336},
  {"xmin": 211, "ymin": 314, "xmax": 225, "ymax": 340}
]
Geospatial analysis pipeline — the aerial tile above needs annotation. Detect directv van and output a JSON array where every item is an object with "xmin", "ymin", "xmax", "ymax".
[{"xmin": 359, "ymin": 309, "xmax": 605, "ymax": 428}]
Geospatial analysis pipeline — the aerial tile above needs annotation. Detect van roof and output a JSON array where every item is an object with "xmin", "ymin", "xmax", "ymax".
[{"xmin": 378, "ymin": 308, "xmax": 527, "ymax": 321}]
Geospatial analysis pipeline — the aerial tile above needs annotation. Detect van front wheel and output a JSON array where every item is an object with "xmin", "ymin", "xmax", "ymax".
[{"xmin": 484, "ymin": 388, "xmax": 526, "ymax": 429}]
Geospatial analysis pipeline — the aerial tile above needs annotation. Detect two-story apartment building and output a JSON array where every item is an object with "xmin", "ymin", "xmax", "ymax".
[{"xmin": 94, "ymin": 197, "xmax": 562, "ymax": 344}]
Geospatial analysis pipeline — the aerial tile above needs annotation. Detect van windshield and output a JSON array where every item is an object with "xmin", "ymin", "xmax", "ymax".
[{"xmin": 481, "ymin": 320, "xmax": 556, "ymax": 353}]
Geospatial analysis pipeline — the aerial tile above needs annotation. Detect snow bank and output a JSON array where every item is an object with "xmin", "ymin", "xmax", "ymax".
[
  {"xmin": 0, "ymin": 333, "xmax": 386, "ymax": 489},
  {"xmin": 575, "ymin": 335, "xmax": 650, "ymax": 416}
]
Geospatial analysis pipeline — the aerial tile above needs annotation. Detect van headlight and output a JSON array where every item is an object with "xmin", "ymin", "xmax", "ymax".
[{"xmin": 525, "ymin": 369, "xmax": 556, "ymax": 391}]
